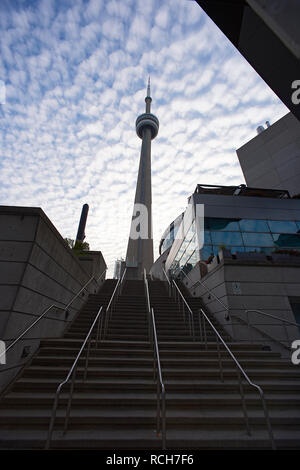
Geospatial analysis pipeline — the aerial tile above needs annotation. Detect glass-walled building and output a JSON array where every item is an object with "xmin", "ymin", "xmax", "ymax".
[
  {"xmin": 159, "ymin": 212, "xmax": 184, "ymax": 256},
  {"xmin": 165, "ymin": 184, "xmax": 300, "ymax": 279},
  {"xmin": 201, "ymin": 217, "xmax": 300, "ymax": 262}
]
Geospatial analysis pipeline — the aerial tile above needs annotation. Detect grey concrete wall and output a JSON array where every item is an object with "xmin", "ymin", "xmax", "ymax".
[
  {"xmin": 150, "ymin": 247, "xmax": 171, "ymax": 281},
  {"xmin": 236, "ymin": 112, "xmax": 300, "ymax": 196},
  {"xmin": 77, "ymin": 251, "xmax": 106, "ymax": 280},
  {"xmin": 183, "ymin": 252, "xmax": 300, "ymax": 357},
  {"xmin": 0, "ymin": 206, "xmax": 106, "ymax": 392}
]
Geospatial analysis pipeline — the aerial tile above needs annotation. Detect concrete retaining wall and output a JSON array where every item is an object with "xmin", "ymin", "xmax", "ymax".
[
  {"xmin": 0, "ymin": 206, "xmax": 106, "ymax": 392},
  {"xmin": 183, "ymin": 252, "xmax": 300, "ymax": 357}
]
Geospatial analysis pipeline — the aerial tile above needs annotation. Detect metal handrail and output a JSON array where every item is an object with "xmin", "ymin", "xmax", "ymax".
[
  {"xmin": 45, "ymin": 306, "xmax": 103, "ymax": 449},
  {"xmin": 245, "ymin": 309, "xmax": 300, "ymax": 329},
  {"xmin": 198, "ymin": 306, "xmax": 276, "ymax": 449},
  {"xmin": 162, "ymin": 267, "xmax": 172, "ymax": 296},
  {"xmin": 172, "ymin": 280, "xmax": 195, "ymax": 340},
  {"xmin": 181, "ymin": 271, "xmax": 229, "ymax": 313},
  {"xmin": 103, "ymin": 268, "xmax": 127, "ymax": 337},
  {"xmin": 144, "ymin": 269, "xmax": 152, "ymax": 341},
  {"xmin": 173, "ymin": 281, "xmax": 276, "ymax": 449},
  {"xmin": 164, "ymin": 268, "xmax": 195, "ymax": 339},
  {"xmin": 0, "ymin": 269, "xmax": 107, "ymax": 366},
  {"xmin": 150, "ymin": 307, "xmax": 166, "ymax": 450},
  {"xmin": 65, "ymin": 268, "xmax": 106, "ymax": 310},
  {"xmin": 143, "ymin": 269, "xmax": 166, "ymax": 448},
  {"xmin": 230, "ymin": 313, "xmax": 291, "ymax": 350},
  {"xmin": 181, "ymin": 270, "xmax": 298, "ymax": 349}
]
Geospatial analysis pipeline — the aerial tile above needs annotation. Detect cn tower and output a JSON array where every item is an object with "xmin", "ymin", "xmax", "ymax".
[{"xmin": 125, "ymin": 78, "xmax": 159, "ymax": 279}]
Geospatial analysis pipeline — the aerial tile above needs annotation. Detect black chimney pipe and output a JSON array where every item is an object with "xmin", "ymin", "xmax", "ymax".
[{"xmin": 75, "ymin": 203, "xmax": 89, "ymax": 243}]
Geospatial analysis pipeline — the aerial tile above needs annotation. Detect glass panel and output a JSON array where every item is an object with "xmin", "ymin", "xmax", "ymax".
[
  {"xmin": 244, "ymin": 246, "xmax": 272, "ymax": 254},
  {"xmin": 211, "ymin": 231, "xmax": 243, "ymax": 246},
  {"xmin": 200, "ymin": 245, "xmax": 214, "ymax": 262},
  {"xmin": 242, "ymin": 232, "xmax": 274, "ymax": 247},
  {"xmin": 239, "ymin": 219, "xmax": 269, "ymax": 232},
  {"xmin": 268, "ymin": 220, "xmax": 298, "ymax": 233},
  {"xmin": 180, "ymin": 247, "xmax": 193, "ymax": 266},
  {"xmin": 188, "ymin": 249, "xmax": 199, "ymax": 266},
  {"xmin": 272, "ymin": 233, "xmax": 300, "ymax": 247},
  {"xmin": 206, "ymin": 217, "xmax": 240, "ymax": 231},
  {"xmin": 296, "ymin": 221, "xmax": 300, "ymax": 232},
  {"xmin": 204, "ymin": 230, "xmax": 212, "ymax": 244},
  {"xmin": 230, "ymin": 246, "xmax": 245, "ymax": 254},
  {"xmin": 211, "ymin": 245, "xmax": 220, "ymax": 255}
]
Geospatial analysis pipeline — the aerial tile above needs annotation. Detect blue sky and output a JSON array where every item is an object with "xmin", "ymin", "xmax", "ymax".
[{"xmin": 0, "ymin": 0, "xmax": 289, "ymax": 276}]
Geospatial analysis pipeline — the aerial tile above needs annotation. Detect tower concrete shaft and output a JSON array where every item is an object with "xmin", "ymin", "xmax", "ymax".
[{"xmin": 125, "ymin": 79, "xmax": 159, "ymax": 279}]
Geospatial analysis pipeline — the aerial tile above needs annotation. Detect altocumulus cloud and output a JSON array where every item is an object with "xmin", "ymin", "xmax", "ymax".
[{"xmin": 0, "ymin": 0, "xmax": 289, "ymax": 275}]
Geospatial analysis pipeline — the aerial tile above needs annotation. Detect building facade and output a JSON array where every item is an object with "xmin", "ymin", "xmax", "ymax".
[
  {"xmin": 236, "ymin": 112, "xmax": 300, "ymax": 197},
  {"xmin": 152, "ymin": 184, "xmax": 300, "ymax": 356}
]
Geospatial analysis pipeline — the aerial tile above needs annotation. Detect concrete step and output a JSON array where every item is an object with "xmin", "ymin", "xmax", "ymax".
[
  {"xmin": 13, "ymin": 376, "xmax": 300, "ymax": 392},
  {"xmin": 20, "ymin": 365, "xmax": 300, "ymax": 381},
  {"xmin": 38, "ymin": 346, "xmax": 281, "ymax": 360},
  {"xmin": 1, "ymin": 407, "xmax": 300, "ymax": 427},
  {"xmin": 29, "ymin": 355, "xmax": 294, "ymax": 371},
  {"xmin": 3, "ymin": 392, "xmax": 300, "ymax": 408},
  {"xmin": 1, "ymin": 426, "xmax": 299, "ymax": 450}
]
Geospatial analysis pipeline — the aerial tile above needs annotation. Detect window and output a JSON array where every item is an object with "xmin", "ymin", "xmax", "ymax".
[
  {"xmin": 205, "ymin": 217, "xmax": 240, "ymax": 231},
  {"xmin": 239, "ymin": 219, "xmax": 269, "ymax": 232},
  {"xmin": 211, "ymin": 231, "xmax": 243, "ymax": 246},
  {"xmin": 204, "ymin": 230, "xmax": 212, "ymax": 244},
  {"xmin": 242, "ymin": 232, "xmax": 274, "ymax": 247},
  {"xmin": 272, "ymin": 233, "xmax": 300, "ymax": 247},
  {"xmin": 268, "ymin": 220, "xmax": 298, "ymax": 234}
]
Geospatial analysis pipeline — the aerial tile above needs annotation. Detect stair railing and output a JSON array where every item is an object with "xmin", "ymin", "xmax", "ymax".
[
  {"xmin": 172, "ymin": 280, "xmax": 195, "ymax": 341},
  {"xmin": 197, "ymin": 306, "xmax": 276, "ymax": 449},
  {"xmin": 162, "ymin": 268, "xmax": 195, "ymax": 340},
  {"xmin": 150, "ymin": 307, "xmax": 166, "ymax": 450},
  {"xmin": 143, "ymin": 270, "xmax": 166, "ymax": 449},
  {"xmin": 144, "ymin": 269, "xmax": 152, "ymax": 342},
  {"xmin": 162, "ymin": 267, "xmax": 172, "ymax": 296},
  {"xmin": 0, "ymin": 269, "xmax": 107, "ymax": 367},
  {"xmin": 103, "ymin": 268, "xmax": 127, "ymax": 338},
  {"xmin": 173, "ymin": 281, "xmax": 276, "ymax": 450},
  {"xmin": 181, "ymin": 271, "xmax": 299, "ymax": 351},
  {"xmin": 45, "ymin": 306, "xmax": 103, "ymax": 449}
]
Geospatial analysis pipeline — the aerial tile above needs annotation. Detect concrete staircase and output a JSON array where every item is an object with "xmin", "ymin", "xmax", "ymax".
[{"xmin": 0, "ymin": 279, "xmax": 300, "ymax": 449}]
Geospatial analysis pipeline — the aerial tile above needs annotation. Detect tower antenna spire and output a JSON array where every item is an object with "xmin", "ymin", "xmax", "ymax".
[
  {"xmin": 147, "ymin": 76, "xmax": 151, "ymax": 98},
  {"xmin": 125, "ymin": 79, "xmax": 159, "ymax": 279}
]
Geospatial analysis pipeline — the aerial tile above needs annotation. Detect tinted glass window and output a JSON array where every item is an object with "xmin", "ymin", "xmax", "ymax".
[
  {"xmin": 206, "ymin": 218, "xmax": 240, "ymax": 231},
  {"xmin": 204, "ymin": 230, "xmax": 212, "ymax": 244},
  {"xmin": 245, "ymin": 246, "xmax": 273, "ymax": 254},
  {"xmin": 230, "ymin": 246, "xmax": 245, "ymax": 254},
  {"xmin": 200, "ymin": 245, "xmax": 214, "ymax": 261},
  {"xmin": 239, "ymin": 219, "xmax": 269, "ymax": 232},
  {"xmin": 242, "ymin": 232, "xmax": 274, "ymax": 247},
  {"xmin": 268, "ymin": 220, "xmax": 298, "ymax": 233},
  {"xmin": 211, "ymin": 231, "xmax": 243, "ymax": 246},
  {"xmin": 272, "ymin": 233, "xmax": 300, "ymax": 247}
]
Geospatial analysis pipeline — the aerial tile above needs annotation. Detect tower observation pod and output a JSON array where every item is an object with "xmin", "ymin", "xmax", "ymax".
[{"xmin": 125, "ymin": 78, "xmax": 159, "ymax": 279}]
